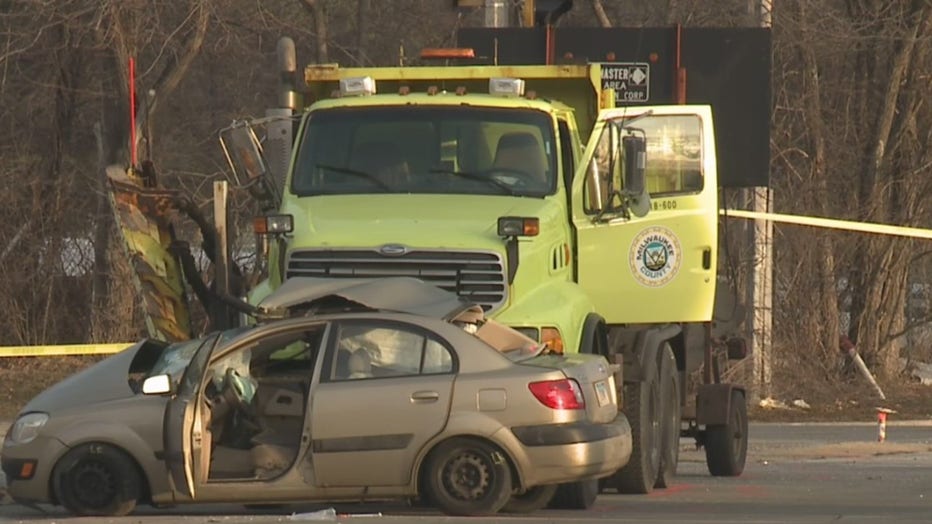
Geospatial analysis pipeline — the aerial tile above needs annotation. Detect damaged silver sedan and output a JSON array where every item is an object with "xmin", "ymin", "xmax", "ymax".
[{"xmin": 2, "ymin": 277, "xmax": 631, "ymax": 517}]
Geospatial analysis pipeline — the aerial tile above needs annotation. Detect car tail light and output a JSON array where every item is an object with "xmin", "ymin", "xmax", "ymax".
[{"xmin": 528, "ymin": 379, "xmax": 585, "ymax": 410}]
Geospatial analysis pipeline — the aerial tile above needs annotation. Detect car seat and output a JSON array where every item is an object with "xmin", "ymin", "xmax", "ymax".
[
  {"xmin": 492, "ymin": 132, "xmax": 548, "ymax": 187},
  {"xmin": 347, "ymin": 350, "xmax": 373, "ymax": 379}
]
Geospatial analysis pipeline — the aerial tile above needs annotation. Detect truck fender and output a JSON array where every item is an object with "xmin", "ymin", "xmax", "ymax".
[
  {"xmin": 578, "ymin": 313, "xmax": 607, "ymax": 355},
  {"xmin": 696, "ymin": 383, "xmax": 746, "ymax": 426},
  {"xmin": 624, "ymin": 324, "xmax": 682, "ymax": 383},
  {"xmin": 580, "ymin": 315, "xmax": 625, "ymax": 391}
]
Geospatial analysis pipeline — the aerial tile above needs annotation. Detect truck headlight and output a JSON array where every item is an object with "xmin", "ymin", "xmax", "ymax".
[{"xmin": 7, "ymin": 413, "xmax": 49, "ymax": 444}]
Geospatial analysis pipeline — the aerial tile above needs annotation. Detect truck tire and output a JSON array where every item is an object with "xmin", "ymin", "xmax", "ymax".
[
  {"xmin": 548, "ymin": 478, "xmax": 598, "ymax": 509},
  {"xmin": 655, "ymin": 343, "xmax": 680, "ymax": 488},
  {"xmin": 704, "ymin": 390, "xmax": 748, "ymax": 476},
  {"xmin": 502, "ymin": 484, "xmax": 557, "ymax": 513},
  {"xmin": 612, "ymin": 358, "xmax": 661, "ymax": 494}
]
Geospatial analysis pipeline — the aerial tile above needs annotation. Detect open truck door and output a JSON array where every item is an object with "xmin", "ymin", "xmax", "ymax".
[{"xmin": 571, "ymin": 105, "xmax": 718, "ymax": 324}]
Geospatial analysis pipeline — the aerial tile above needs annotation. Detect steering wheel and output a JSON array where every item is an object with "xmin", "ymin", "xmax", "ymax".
[
  {"xmin": 482, "ymin": 167, "xmax": 541, "ymax": 188},
  {"xmin": 222, "ymin": 368, "xmax": 253, "ymax": 414}
]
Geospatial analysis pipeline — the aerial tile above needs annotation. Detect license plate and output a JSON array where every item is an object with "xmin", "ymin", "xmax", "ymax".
[{"xmin": 594, "ymin": 380, "xmax": 610, "ymax": 407}]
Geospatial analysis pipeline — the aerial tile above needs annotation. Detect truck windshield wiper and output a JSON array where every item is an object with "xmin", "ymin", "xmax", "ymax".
[
  {"xmin": 428, "ymin": 168, "xmax": 518, "ymax": 196},
  {"xmin": 316, "ymin": 163, "xmax": 391, "ymax": 192}
]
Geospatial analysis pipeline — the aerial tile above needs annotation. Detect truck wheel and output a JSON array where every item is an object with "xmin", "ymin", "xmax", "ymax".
[
  {"xmin": 612, "ymin": 360, "xmax": 662, "ymax": 494},
  {"xmin": 704, "ymin": 390, "xmax": 748, "ymax": 476},
  {"xmin": 548, "ymin": 478, "xmax": 598, "ymax": 509},
  {"xmin": 423, "ymin": 437, "xmax": 513, "ymax": 516},
  {"xmin": 53, "ymin": 443, "xmax": 141, "ymax": 517},
  {"xmin": 655, "ymin": 343, "xmax": 680, "ymax": 488},
  {"xmin": 501, "ymin": 484, "xmax": 557, "ymax": 513}
]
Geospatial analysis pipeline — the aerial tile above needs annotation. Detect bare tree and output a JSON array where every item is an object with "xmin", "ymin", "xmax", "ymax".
[
  {"xmin": 589, "ymin": 0, "xmax": 613, "ymax": 27},
  {"xmin": 300, "ymin": 0, "xmax": 330, "ymax": 63}
]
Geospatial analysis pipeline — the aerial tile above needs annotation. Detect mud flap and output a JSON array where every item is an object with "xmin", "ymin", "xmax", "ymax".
[{"xmin": 695, "ymin": 383, "xmax": 741, "ymax": 427}]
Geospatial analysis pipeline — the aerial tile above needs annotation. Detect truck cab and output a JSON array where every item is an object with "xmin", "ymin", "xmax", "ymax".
[{"xmin": 246, "ymin": 64, "xmax": 717, "ymax": 360}]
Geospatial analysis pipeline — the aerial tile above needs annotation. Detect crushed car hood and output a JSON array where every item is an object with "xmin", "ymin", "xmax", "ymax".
[
  {"xmin": 18, "ymin": 341, "xmax": 145, "ymax": 415},
  {"xmin": 259, "ymin": 276, "xmax": 482, "ymax": 320}
]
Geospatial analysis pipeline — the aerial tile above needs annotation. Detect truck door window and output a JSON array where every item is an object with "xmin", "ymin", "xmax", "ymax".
[
  {"xmin": 637, "ymin": 115, "xmax": 704, "ymax": 196},
  {"xmin": 558, "ymin": 119, "xmax": 575, "ymax": 191},
  {"xmin": 583, "ymin": 122, "xmax": 621, "ymax": 214}
]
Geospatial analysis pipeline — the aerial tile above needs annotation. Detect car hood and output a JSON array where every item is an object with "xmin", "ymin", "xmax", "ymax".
[
  {"xmin": 259, "ymin": 276, "xmax": 483, "ymax": 320},
  {"xmin": 18, "ymin": 341, "xmax": 145, "ymax": 415}
]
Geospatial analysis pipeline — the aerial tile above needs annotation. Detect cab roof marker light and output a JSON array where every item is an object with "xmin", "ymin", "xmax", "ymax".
[
  {"xmin": 420, "ymin": 48, "xmax": 476, "ymax": 60},
  {"xmin": 489, "ymin": 78, "xmax": 525, "ymax": 97},
  {"xmin": 339, "ymin": 76, "xmax": 376, "ymax": 97}
]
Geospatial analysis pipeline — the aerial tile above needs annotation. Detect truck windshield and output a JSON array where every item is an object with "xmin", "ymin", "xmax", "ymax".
[{"xmin": 292, "ymin": 106, "xmax": 557, "ymax": 197}]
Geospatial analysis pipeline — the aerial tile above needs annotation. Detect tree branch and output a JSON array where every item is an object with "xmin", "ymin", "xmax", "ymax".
[
  {"xmin": 134, "ymin": 0, "xmax": 211, "ymax": 146},
  {"xmin": 589, "ymin": 0, "xmax": 613, "ymax": 28}
]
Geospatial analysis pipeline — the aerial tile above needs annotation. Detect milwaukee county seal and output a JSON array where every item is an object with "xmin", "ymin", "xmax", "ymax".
[{"xmin": 629, "ymin": 226, "xmax": 681, "ymax": 287}]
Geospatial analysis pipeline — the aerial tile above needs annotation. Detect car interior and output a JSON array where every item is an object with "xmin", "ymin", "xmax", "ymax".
[{"xmin": 200, "ymin": 328, "xmax": 324, "ymax": 481}]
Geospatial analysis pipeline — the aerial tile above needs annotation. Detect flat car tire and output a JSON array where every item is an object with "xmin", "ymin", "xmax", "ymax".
[{"xmin": 53, "ymin": 443, "xmax": 141, "ymax": 517}]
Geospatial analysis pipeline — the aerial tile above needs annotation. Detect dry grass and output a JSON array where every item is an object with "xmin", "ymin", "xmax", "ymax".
[
  {"xmin": 0, "ymin": 355, "xmax": 107, "ymax": 420},
  {"xmin": 749, "ymin": 350, "xmax": 932, "ymax": 423}
]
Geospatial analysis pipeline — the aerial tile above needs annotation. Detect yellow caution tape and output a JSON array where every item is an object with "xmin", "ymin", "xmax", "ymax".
[
  {"xmin": 0, "ymin": 343, "xmax": 134, "ymax": 358},
  {"xmin": 722, "ymin": 209, "xmax": 932, "ymax": 240},
  {"xmin": 6, "ymin": 209, "xmax": 923, "ymax": 359}
]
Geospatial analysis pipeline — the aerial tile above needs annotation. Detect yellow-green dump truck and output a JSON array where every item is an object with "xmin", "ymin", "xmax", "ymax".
[{"xmin": 207, "ymin": 38, "xmax": 750, "ymax": 507}]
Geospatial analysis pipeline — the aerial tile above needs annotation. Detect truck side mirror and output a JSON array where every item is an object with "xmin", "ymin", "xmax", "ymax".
[
  {"xmin": 622, "ymin": 135, "xmax": 646, "ymax": 195},
  {"xmin": 220, "ymin": 124, "xmax": 280, "ymax": 210},
  {"xmin": 622, "ymin": 135, "xmax": 650, "ymax": 217}
]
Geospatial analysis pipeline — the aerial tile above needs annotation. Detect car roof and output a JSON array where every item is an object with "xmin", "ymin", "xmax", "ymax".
[{"xmin": 257, "ymin": 277, "xmax": 482, "ymax": 320}]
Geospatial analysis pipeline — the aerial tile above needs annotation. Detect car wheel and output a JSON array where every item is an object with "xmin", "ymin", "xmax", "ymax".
[
  {"xmin": 612, "ymin": 355, "xmax": 662, "ymax": 494},
  {"xmin": 501, "ymin": 484, "xmax": 557, "ymax": 513},
  {"xmin": 548, "ymin": 478, "xmax": 599, "ymax": 509},
  {"xmin": 424, "ymin": 437, "xmax": 512, "ymax": 516},
  {"xmin": 655, "ymin": 343, "xmax": 681, "ymax": 488},
  {"xmin": 705, "ymin": 390, "xmax": 748, "ymax": 476},
  {"xmin": 53, "ymin": 443, "xmax": 141, "ymax": 517}
]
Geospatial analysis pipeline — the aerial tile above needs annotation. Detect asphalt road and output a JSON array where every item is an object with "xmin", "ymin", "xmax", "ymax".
[{"xmin": 2, "ymin": 421, "xmax": 932, "ymax": 524}]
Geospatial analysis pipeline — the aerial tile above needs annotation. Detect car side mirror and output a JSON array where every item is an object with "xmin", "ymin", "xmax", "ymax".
[{"xmin": 141, "ymin": 374, "xmax": 174, "ymax": 395}]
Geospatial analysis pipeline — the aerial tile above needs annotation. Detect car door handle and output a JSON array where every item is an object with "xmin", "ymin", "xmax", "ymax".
[{"xmin": 411, "ymin": 391, "xmax": 440, "ymax": 403}]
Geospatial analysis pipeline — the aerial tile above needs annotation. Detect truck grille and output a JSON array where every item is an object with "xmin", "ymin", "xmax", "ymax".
[{"xmin": 286, "ymin": 249, "xmax": 507, "ymax": 311}]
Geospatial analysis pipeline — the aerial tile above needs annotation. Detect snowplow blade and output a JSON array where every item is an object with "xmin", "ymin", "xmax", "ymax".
[{"xmin": 107, "ymin": 165, "xmax": 192, "ymax": 343}]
